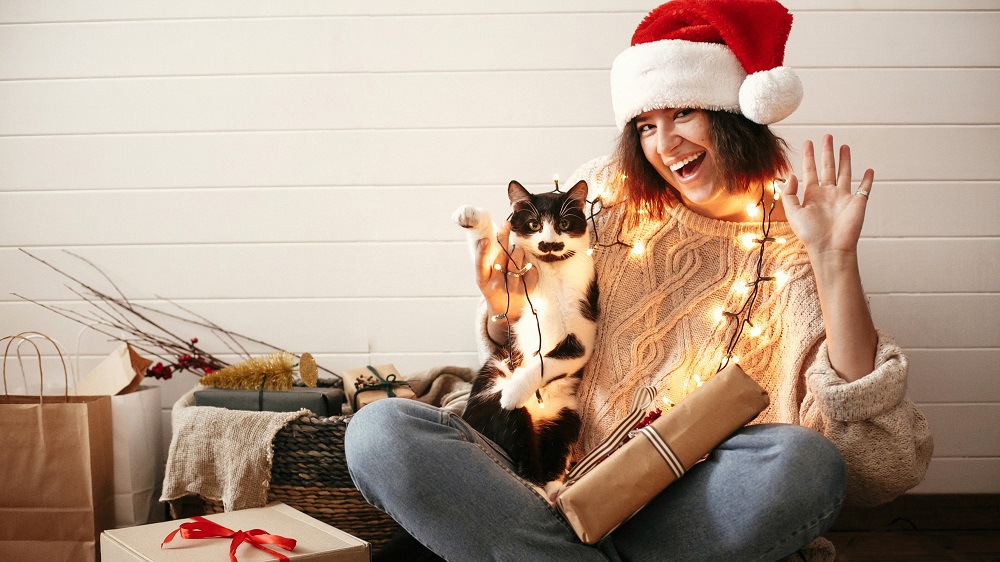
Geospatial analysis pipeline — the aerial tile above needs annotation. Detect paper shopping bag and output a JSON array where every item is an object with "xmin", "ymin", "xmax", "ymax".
[
  {"xmin": 0, "ymin": 333, "xmax": 115, "ymax": 562},
  {"xmin": 74, "ymin": 342, "xmax": 151, "ymax": 397},
  {"xmin": 110, "ymin": 385, "xmax": 163, "ymax": 528}
]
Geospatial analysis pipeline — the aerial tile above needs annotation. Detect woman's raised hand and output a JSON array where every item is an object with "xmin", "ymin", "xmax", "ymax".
[
  {"xmin": 475, "ymin": 222, "xmax": 536, "ymax": 344},
  {"xmin": 781, "ymin": 134, "xmax": 874, "ymax": 258}
]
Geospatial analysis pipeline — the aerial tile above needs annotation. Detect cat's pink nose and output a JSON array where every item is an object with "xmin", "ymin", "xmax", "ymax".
[{"xmin": 538, "ymin": 241, "xmax": 564, "ymax": 253}]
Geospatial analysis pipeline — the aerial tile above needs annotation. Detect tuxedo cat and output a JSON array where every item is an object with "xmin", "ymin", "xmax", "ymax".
[
  {"xmin": 453, "ymin": 179, "xmax": 598, "ymax": 491},
  {"xmin": 371, "ymin": 181, "xmax": 599, "ymax": 562}
]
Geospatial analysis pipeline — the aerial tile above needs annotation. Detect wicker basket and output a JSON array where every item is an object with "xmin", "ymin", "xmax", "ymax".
[{"xmin": 202, "ymin": 414, "xmax": 400, "ymax": 549}]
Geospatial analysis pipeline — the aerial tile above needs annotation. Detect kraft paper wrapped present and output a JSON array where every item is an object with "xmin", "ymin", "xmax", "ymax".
[
  {"xmin": 341, "ymin": 365, "xmax": 415, "ymax": 412},
  {"xmin": 100, "ymin": 502, "xmax": 370, "ymax": 561},
  {"xmin": 193, "ymin": 386, "xmax": 345, "ymax": 416},
  {"xmin": 555, "ymin": 364, "xmax": 769, "ymax": 544}
]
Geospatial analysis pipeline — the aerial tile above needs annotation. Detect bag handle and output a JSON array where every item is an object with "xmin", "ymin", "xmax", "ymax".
[{"xmin": 2, "ymin": 331, "xmax": 71, "ymax": 402}]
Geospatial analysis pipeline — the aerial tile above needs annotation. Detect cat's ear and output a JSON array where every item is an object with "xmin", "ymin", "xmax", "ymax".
[
  {"xmin": 567, "ymin": 180, "xmax": 589, "ymax": 209},
  {"xmin": 508, "ymin": 180, "xmax": 532, "ymax": 206}
]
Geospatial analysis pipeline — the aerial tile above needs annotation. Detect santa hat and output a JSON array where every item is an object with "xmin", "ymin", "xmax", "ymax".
[{"xmin": 610, "ymin": 0, "xmax": 802, "ymax": 129}]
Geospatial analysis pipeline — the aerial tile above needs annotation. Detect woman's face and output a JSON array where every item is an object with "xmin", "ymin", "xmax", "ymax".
[{"xmin": 635, "ymin": 108, "xmax": 747, "ymax": 221}]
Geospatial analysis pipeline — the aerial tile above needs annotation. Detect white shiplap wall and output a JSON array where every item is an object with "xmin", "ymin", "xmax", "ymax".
[{"xmin": 1, "ymin": 1, "xmax": 997, "ymax": 495}]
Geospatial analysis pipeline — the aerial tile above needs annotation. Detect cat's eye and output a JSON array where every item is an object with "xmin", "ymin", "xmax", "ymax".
[
  {"xmin": 558, "ymin": 218, "xmax": 571, "ymax": 230},
  {"xmin": 527, "ymin": 219, "xmax": 541, "ymax": 232}
]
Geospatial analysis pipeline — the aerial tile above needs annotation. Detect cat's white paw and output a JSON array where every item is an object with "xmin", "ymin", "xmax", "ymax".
[
  {"xmin": 452, "ymin": 206, "xmax": 488, "ymax": 230},
  {"xmin": 542, "ymin": 479, "xmax": 564, "ymax": 502},
  {"xmin": 499, "ymin": 377, "xmax": 535, "ymax": 410}
]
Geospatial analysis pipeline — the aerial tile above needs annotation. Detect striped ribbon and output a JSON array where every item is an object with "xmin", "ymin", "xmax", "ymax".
[
  {"xmin": 565, "ymin": 386, "xmax": 655, "ymax": 482},
  {"xmin": 636, "ymin": 425, "xmax": 685, "ymax": 479}
]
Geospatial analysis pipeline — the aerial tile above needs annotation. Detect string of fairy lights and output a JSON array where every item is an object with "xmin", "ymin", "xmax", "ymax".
[{"xmin": 488, "ymin": 173, "xmax": 786, "ymax": 410}]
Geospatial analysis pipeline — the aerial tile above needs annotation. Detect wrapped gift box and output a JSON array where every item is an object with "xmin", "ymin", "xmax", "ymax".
[
  {"xmin": 555, "ymin": 364, "xmax": 769, "ymax": 544},
  {"xmin": 341, "ymin": 365, "xmax": 415, "ymax": 411},
  {"xmin": 101, "ymin": 502, "xmax": 369, "ymax": 561},
  {"xmin": 193, "ymin": 387, "xmax": 344, "ymax": 416}
]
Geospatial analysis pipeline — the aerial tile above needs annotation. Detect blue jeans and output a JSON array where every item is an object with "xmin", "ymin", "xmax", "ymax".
[{"xmin": 345, "ymin": 398, "xmax": 845, "ymax": 562}]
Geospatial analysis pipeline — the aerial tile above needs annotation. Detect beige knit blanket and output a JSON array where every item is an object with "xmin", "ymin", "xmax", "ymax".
[{"xmin": 160, "ymin": 366, "xmax": 474, "ymax": 513}]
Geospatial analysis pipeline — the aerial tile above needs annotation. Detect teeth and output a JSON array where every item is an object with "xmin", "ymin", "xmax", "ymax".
[{"xmin": 669, "ymin": 152, "xmax": 704, "ymax": 172}]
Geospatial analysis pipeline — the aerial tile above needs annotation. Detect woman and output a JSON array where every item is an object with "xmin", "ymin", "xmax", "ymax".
[{"xmin": 346, "ymin": 0, "xmax": 932, "ymax": 559}]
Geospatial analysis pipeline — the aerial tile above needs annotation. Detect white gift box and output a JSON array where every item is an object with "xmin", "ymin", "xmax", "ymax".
[{"xmin": 101, "ymin": 503, "xmax": 370, "ymax": 561}]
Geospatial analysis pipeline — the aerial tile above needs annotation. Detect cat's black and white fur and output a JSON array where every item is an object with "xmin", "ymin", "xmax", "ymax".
[
  {"xmin": 453, "ymin": 179, "xmax": 598, "ymax": 492},
  {"xmin": 370, "ymin": 181, "xmax": 599, "ymax": 562}
]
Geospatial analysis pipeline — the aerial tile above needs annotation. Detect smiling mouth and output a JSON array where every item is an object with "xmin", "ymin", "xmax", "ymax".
[{"xmin": 669, "ymin": 152, "xmax": 705, "ymax": 179}]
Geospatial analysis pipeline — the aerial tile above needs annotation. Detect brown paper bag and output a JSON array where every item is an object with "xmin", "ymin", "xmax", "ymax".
[
  {"xmin": 0, "ymin": 332, "xmax": 115, "ymax": 562},
  {"xmin": 555, "ymin": 364, "xmax": 769, "ymax": 544}
]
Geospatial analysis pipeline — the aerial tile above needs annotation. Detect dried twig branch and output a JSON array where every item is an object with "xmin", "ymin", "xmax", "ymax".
[{"xmin": 17, "ymin": 249, "xmax": 338, "ymax": 379}]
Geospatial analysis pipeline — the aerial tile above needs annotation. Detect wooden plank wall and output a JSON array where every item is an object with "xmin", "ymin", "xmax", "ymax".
[{"xmin": 1, "ymin": 1, "xmax": 997, "ymax": 494}]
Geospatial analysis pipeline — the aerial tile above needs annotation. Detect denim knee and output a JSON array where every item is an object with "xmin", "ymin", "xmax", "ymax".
[
  {"xmin": 770, "ymin": 424, "xmax": 846, "ymax": 506},
  {"xmin": 344, "ymin": 399, "xmax": 414, "ymax": 493},
  {"xmin": 752, "ymin": 424, "xmax": 847, "ymax": 538}
]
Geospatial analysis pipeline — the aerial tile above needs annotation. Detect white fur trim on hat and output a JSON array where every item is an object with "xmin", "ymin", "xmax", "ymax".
[
  {"xmin": 739, "ymin": 66, "xmax": 803, "ymax": 125},
  {"xmin": 611, "ymin": 39, "xmax": 745, "ymax": 130}
]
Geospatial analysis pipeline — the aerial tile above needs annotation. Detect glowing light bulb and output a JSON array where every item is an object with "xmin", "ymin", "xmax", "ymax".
[
  {"xmin": 773, "ymin": 190, "xmax": 781, "ymax": 201},
  {"xmin": 631, "ymin": 241, "xmax": 645, "ymax": 255},
  {"xmin": 493, "ymin": 263, "xmax": 503, "ymax": 271},
  {"xmin": 552, "ymin": 173, "xmax": 560, "ymax": 191},
  {"xmin": 730, "ymin": 355, "xmax": 740, "ymax": 364},
  {"xmin": 740, "ymin": 233, "xmax": 757, "ymax": 249},
  {"xmin": 746, "ymin": 202, "xmax": 760, "ymax": 218},
  {"xmin": 693, "ymin": 374, "xmax": 704, "ymax": 387},
  {"xmin": 775, "ymin": 270, "xmax": 789, "ymax": 288},
  {"xmin": 662, "ymin": 396, "xmax": 675, "ymax": 408},
  {"xmin": 748, "ymin": 324, "xmax": 764, "ymax": 338},
  {"xmin": 734, "ymin": 280, "xmax": 751, "ymax": 295},
  {"xmin": 538, "ymin": 400, "xmax": 546, "ymax": 409},
  {"xmin": 712, "ymin": 307, "xmax": 725, "ymax": 324},
  {"xmin": 586, "ymin": 247, "xmax": 595, "ymax": 256},
  {"xmin": 776, "ymin": 237, "xmax": 787, "ymax": 245}
]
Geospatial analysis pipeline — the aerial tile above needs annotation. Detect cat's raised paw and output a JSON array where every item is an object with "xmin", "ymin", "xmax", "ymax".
[
  {"xmin": 452, "ymin": 206, "xmax": 488, "ymax": 230},
  {"xmin": 499, "ymin": 381, "xmax": 534, "ymax": 410}
]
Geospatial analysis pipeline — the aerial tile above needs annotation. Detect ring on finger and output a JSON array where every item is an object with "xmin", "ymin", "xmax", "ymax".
[{"xmin": 855, "ymin": 190, "xmax": 870, "ymax": 198}]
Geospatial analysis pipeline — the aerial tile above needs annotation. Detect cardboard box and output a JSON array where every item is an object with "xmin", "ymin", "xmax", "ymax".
[
  {"xmin": 341, "ymin": 365, "xmax": 415, "ymax": 411},
  {"xmin": 101, "ymin": 502, "xmax": 370, "ymax": 561},
  {"xmin": 193, "ymin": 387, "xmax": 344, "ymax": 416},
  {"xmin": 555, "ymin": 364, "xmax": 769, "ymax": 544}
]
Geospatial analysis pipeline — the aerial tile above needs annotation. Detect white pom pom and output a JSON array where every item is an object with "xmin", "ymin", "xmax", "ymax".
[{"xmin": 739, "ymin": 66, "xmax": 803, "ymax": 125}]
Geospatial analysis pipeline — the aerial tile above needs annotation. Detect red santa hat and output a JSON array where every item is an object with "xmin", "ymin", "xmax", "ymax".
[{"xmin": 610, "ymin": 0, "xmax": 803, "ymax": 129}]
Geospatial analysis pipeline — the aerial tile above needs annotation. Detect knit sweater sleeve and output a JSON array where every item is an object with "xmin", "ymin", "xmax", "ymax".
[{"xmin": 798, "ymin": 329, "xmax": 934, "ymax": 506}]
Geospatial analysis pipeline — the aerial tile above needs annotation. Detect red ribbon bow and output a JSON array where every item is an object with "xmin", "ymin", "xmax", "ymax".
[{"xmin": 161, "ymin": 516, "xmax": 297, "ymax": 562}]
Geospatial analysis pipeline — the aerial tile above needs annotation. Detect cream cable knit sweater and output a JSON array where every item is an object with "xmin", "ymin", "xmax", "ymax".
[{"xmin": 478, "ymin": 155, "xmax": 932, "ymax": 507}]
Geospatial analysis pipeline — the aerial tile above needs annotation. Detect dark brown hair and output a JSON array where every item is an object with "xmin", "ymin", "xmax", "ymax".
[{"xmin": 610, "ymin": 109, "xmax": 790, "ymax": 224}]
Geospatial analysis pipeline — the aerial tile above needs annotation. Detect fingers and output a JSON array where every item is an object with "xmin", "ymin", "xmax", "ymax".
[
  {"xmin": 854, "ymin": 168, "xmax": 875, "ymax": 202},
  {"xmin": 837, "ymin": 143, "xmax": 853, "ymax": 190},
  {"xmin": 805, "ymin": 134, "xmax": 858, "ymax": 192},
  {"xmin": 475, "ymin": 222, "xmax": 509, "ymax": 286},
  {"xmin": 801, "ymin": 139, "xmax": 818, "ymax": 188},
  {"xmin": 820, "ymin": 134, "xmax": 837, "ymax": 187},
  {"xmin": 780, "ymin": 175, "xmax": 801, "ymax": 212}
]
